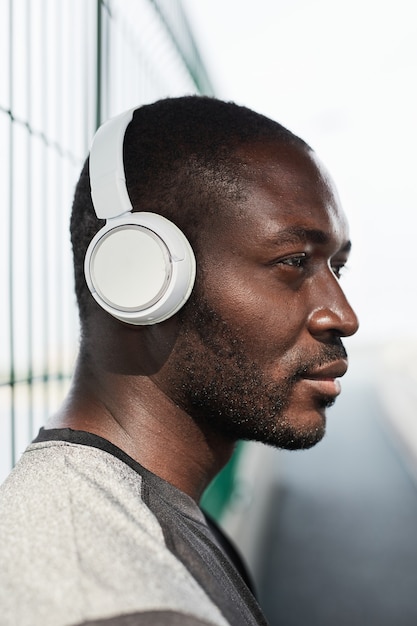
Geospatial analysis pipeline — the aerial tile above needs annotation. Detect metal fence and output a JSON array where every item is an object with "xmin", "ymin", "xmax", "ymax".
[{"xmin": 0, "ymin": 0, "xmax": 213, "ymax": 482}]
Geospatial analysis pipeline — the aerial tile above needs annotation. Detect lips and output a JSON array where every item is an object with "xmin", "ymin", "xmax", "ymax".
[
  {"xmin": 302, "ymin": 359, "xmax": 348, "ymax": 381},
  {"xmin": 300, "ymin": 359, "xmax": 348, "ymax": 398}
]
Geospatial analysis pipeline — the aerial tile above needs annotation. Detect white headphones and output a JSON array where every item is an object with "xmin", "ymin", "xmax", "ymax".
[{"xmin": 84, "ymin": 108, "xmax": 196, "ymax": 325}]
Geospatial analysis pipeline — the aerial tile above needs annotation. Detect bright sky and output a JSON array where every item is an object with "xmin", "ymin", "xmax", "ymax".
[{"xmin": 182, "ymin": 0, "xmax": 417, "ymax": 347}]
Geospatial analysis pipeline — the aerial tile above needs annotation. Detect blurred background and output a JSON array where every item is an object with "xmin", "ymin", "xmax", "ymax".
[{"xmin": 1, "ymin": 1, "xmax": 417, "ymax": 624}]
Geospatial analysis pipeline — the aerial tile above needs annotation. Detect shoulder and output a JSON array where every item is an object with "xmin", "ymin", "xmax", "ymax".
[
  {"xmin": 0, "ymin": 442, "xmax": 228, "ymax": 626},
  {"xmin": 0, "ymin": 439, "xmax": 162, "ymax": 545}
]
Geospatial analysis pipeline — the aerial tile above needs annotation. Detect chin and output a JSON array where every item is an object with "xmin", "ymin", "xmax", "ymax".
[
  {"xmin": 278, "ymin": 394, "xmax": 338, "ymax": 449},
  {"xmin": 239, "ymin": 414, "xmax": 326, "ymax": 451},
  {"xmin": 281, "ymin": 428, "xmax": 325, "ymax": 450},
  {"xmin": 266, "ymin": 407, "xmax": 328, "ymax": 451}
]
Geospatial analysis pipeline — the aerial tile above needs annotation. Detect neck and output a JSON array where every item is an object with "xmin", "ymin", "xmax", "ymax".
[{"xmin": 47, "ymin": 354, "xmax": 235, "ymax": 502}]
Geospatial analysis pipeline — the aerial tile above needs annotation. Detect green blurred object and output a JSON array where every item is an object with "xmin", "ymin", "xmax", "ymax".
[{"xmin": 200, "ymin": 442, "xmax": 244, "ymax": 521}]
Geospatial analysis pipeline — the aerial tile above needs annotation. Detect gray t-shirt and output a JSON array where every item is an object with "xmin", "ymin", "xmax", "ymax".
[{"xmin": 0, "ymin": 429, "xmax": 267, "ymax": 626}]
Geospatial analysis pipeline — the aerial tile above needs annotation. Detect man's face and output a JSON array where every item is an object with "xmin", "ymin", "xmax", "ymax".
[{"xmin": 159, "ymin": 142, "xmax": 359, "ymax": 450}]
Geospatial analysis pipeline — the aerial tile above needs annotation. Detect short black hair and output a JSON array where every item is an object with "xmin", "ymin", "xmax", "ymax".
[{"xmin": 70, "ymin": 95, "xmax": 308, "ymax": 325}]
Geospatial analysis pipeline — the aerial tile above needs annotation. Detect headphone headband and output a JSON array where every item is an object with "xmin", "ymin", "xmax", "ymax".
[{"xmin": 90, "ymin": 108, "xmax": 136, "ymax": 219}]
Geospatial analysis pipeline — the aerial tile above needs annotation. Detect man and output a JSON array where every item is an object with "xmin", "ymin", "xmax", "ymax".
[{"xmin": 0, "ymin": 96, "xmax": 358, "ymax": 626}]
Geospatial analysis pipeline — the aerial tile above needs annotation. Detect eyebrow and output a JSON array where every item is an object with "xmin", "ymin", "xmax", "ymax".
[{"xmin": 268, "ymin": 226, "xmax": 352, "ymax": 252}]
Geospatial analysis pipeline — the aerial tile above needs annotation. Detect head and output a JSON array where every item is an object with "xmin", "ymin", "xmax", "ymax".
[{"xmin": 70, "ymin": 96, "xmax": 358, "ymax": 450}]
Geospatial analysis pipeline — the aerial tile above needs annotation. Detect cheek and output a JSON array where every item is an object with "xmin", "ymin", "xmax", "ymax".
[{"xmin": 201, "ymin": 266, "xmax": 307, "ymax": 358}]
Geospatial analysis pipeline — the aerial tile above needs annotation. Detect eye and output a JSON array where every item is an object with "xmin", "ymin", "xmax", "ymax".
[
  {"xmin": 277, "ymin": 254, "xmax": 308, "ymax": 269},
  {"xmin": 331, "ymin": 262, "xmax": 347, "ymax": 279}
]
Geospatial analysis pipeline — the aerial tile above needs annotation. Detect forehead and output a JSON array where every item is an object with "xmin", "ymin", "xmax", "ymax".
[{"xmin": 212, "ymin": 141, "xmax": 349, "ymax": 250}]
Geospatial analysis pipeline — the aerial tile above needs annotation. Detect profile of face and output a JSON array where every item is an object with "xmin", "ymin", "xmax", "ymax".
[{"xmin": 157, "ymin": 141, "xmax": 359, "ymax": 450}]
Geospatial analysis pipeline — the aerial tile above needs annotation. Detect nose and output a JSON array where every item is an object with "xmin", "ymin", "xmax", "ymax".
[{"xmin": 307, "ymin": 273, "xmax": 359, "ymax": 339}]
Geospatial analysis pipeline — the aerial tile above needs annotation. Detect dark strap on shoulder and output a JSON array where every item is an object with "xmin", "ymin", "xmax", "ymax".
[{"xmin": 203, "ymin": 511, "xmax": 257, "ymax": 598}]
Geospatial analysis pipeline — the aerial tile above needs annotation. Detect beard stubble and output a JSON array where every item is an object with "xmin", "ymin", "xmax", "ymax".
[{"xmin": 165, "ymin": 293, "xmax": 347, "ymax": 450}]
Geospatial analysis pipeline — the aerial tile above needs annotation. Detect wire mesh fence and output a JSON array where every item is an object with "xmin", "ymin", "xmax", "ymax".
[{"xmin": 0, "ymin": 0, "xmax": 213, "ymax": 481}]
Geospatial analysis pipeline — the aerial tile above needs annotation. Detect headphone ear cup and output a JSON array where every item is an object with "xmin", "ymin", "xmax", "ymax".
[{"xmin": 84, "ymin": 212, "xmax": 196, "ymax": 325}]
